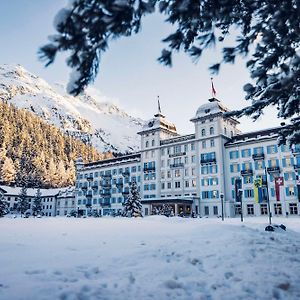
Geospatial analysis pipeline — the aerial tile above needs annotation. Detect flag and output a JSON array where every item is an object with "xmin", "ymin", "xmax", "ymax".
[
  {"xmin": 296, "ymin": 175, "xmax": 300, "ymax": 202},
  {"xmin": 211, "ymin": 78, "xmax": 217, "ymax": 98},
  {"xmin": 235, "ymin": 178, "xmax": 242, "ymax": 202},
  {"xmin": 275, "ymin": 176, "xmax": 284, "ymax": 201},
  {"xmin": 254, "ymin": 178, "xmax": 263, "ymax": 203}
]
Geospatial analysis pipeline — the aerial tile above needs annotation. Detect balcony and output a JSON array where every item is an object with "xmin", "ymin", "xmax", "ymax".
[
  {"xmin": 101, "ymin": 201, "xmax": 111, "ymax": 207},
  {"xmin": 240, "ymin": 169, "xmax": 253, "ymax": 176},
  {"xmin": 170, "ymin": 163, "xmax": 184, "ymax": 168},
  {"xmin": 101, "ymin": 191, "xmax": 111, "ymax": 197},
  {"xmin": 169, "ymin": 152, "xmax": 186, "ymax": 158},
  {"xmin": 252, "ymin": 153, "xmax": 265, "ymax": 160},
  {"xmin": 143, "ymin": 166, "xmax": 156, "ymax": 172},
  {"xmin": 200, "ymin": 158, "xmax": 216, "ymax": 164},
  {"xmin": 102, "ymin": 174, "xmax": 112, "ymax": 179},
  {"xmin": 267, "ymin": 166, "xmax": 280, "ymax": 173}
]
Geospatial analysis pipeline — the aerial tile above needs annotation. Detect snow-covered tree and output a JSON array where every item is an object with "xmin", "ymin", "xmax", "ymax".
[
  {"xmin": 0, "ymin": 156, "xmax": 16, "ymax": 185},
  {"xmin": 161, "ymin": 204, "xmax": 173, "ymax": 217},
  {"xmin": 41, "ymin": 1, "xmax": 300, "ymax": 145},
  {"xmin": 32, "ymin": 188, "xmax": 43, "ymax": 216},
  {"xmin": 123, "ymin": 181, "xmax": 142, "ymax": 217},
  {"xmin": 0, "ymin": 191, "xmax": 8, "ymax": 217},
  {"xmin": 16, "ymin": 185, "xmax": 29, "ymax": 216}
]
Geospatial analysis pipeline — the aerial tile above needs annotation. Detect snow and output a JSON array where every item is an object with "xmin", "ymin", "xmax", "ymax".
[
  {"xmin": 0, "ymin": 64, "xmax": 144, "ymax": 153},
  {"xmin": 0, "ymin": 216, "xmax": 300, "ymax": 300},
  {"xmin": 0, "ymin": 185, "xmax": 68, "ymax": 197}
]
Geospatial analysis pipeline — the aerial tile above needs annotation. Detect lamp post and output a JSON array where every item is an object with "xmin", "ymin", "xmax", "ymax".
[
  {"xmin": 238, "ymin": 188, "xmax": 243, "ymax": 222},
  {"xmin": 264, "ymin": 167, "xmax": 272, "ymax": 225},
  {"xmin": 220, "ymin": 192, "xmax": 224, "ymax": 221}
]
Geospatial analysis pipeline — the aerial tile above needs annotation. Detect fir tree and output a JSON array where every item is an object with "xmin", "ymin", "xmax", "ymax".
[
  {"xmin": 123, "ymin": 181, "xmax": 142, "ymax": 218},
  {"xmin": 32, "ymin": 188, "xmax": 43, "ymax": 216},
  {"xmin": 0, "ymin": 191, "xmax": 8, "ymax": 217},
  {"xmin": 0, "ymin": 156, "xmax": 16, "ymax": 185},
  {"xmin": 16, "ymin": 185, "xmax": 29, "ymax": 216},
  {"xmin": 41, "ymin": 0, "xmax": 300, "ymax": 145},
  {"xmin": 161, "ymin": 204, "xmax": 173, "ymax": 217}
]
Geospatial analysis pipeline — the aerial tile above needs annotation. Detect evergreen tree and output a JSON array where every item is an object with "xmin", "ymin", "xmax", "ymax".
[
  {"xmin": 0, "ymin": 191, "xmax": 8, "ymax": 217},
  {"xmin": 41, "ymin": 0, "xmax": 300, "ymax": 145},
  {"xmin": 32, "ymin": 188, "xmax": 43, "ymax": 216},
  {"xmin": 161, "ymin": 204, "xmax": 173, "ymax": 217},
  {"xmin": 0, "ymin": 156, "xmax": 16, "ymax": 185},
  {"xmin": 123, "ymin": 181, "xmax": 142, "ymax": 218},
  {"xmin": 16, "ymin": 185, "xmax": 29, "ymax": 216}
]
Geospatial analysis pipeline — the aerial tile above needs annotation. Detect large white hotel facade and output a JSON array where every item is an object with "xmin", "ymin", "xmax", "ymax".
[{"xmin": 75, "ymin": 98, "xmax": 300, "ymax": 217}]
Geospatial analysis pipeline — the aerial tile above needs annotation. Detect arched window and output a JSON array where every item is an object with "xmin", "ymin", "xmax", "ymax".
[
  {"xmin": 145, "ymin": 141, "xmax": 149, "ymax": 148},
  {"xmin": 201, "ymin": 129, "xmax": 206, "ymax": 136},
  {"xmin": 152, "ymin": 140, "xmax": 155, "ymax": 147},
  {"xmin": 210, "ymin": 127, "xmax": 214, "ymax": 135}
]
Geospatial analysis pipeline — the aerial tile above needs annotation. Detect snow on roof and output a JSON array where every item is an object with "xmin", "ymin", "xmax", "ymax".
[
  {"xmin": 0, "ymin": 185, "xmax": 70, "ymax": 197},
  {"xmin": 139, "ymin": 115, "xmax": 177, "ymax": 134},
  {"xmin": 194, "ymin": 98, "xmax": 229, "ymax": 119}
]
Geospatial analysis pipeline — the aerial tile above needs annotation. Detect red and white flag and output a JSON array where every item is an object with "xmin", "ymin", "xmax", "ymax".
[{"xmin": 275, "ymin": 176, "xmax": 284, "ymax": 201}]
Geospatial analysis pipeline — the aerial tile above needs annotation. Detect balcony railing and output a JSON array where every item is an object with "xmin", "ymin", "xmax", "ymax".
[
  {"xmin": 252, "ymin": 153, "xmax": 265, "ymax": 160},
  {"xmin": 143, "ymin": 166, "xmax": 156, "ymax": 172},
  {"xmin": 170, "ymin": 163, "xmax": 184, "ymax": 168},
  {"xmin": 101, "ymin": 201, "xmax": 111, "ymax": 207},
  {"xmin": 102, "ymin": 174, "xmax": 112, "ymax": 179},
  {"xmin": 169, "ymin": 152, "xmax": 186, "ymax": 158},
  {"xmin": 241, "ymin": 169, "xmax": 253, "ymax": 176},
  {"xmin": 200, "ymin": 158, "xmax": 216, "ymax": 164},
  {"xmin": 267, "ymin": 166, "xmax": 280, "ymax": 173}
]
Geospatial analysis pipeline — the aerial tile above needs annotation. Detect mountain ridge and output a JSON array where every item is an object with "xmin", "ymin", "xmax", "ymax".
[{"xmin": 0, "ymin": 64, "xmax": 144, "ymax": 153}]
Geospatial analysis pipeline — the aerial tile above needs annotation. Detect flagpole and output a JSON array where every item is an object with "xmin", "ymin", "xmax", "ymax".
[{"xmin": 264, "ymin": 167, "xmax": 272, "ymax": 225}]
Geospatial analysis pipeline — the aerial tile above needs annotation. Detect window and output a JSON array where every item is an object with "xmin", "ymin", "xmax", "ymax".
[
  {"xmin": 247, "ymin": 204, "xmax": 254, "ymax": 215},
  {"xmin": 286, "ymin": 186, "xmax": 295, "ymax": 196},
  {"xmin": 185, "ymin": 181, "xmax": 189, "ymax": 188},
  {"xmin": 191, "ymin": 168, "xmax": 196, "ymax": 176},
  {"xmin": 241, "ymin": 149, "xmax": 251, "ymax": 158},
  {"xmin": 192, "ymin": 180, "xmax": 196, "ymax": 187},
  {"xmin": 235, "ymin": 204, "xmax": 241, "ymax": 215},
  {"xmin": 167, "ymin": 171, "xmax": 171, "ymax": 178},
  {"xmin": 224, "ymin": 127, "xmax": 227, "ymax": 135},
  {"xmin": 175, "ymin": 182, "xmax": 181, "ymax": 188},
  {"xmin": 167, "ymin": 182, "xmax": 172, "ymax": 189},
  {"xmin": 145, "ymin": 141, "xmax": 149, "ymax": 148},
  {"xmin": 175, "ymin": 170, "xmax": 181, "ymax": 177},
  {"xmin": 204, "ymin": 206, "xmax": 209, "ymax": 215},
  {"xmin": 229, "ymin": 150, "xmax": 239, "ymax": 159},
  {"xmin": 267, "ymin": 145, "xmax": 278, "ymax": 154},
  {"xmin": 191, "ymin": 143, "xmax": 195, "ymax": 151},
  {"xmin": 184, "ymin": 144, "xmax": 188, "ymax": 152},
  {"xmin": 213, "ymin": 206, "xmax": 218, "ymax": 215},
  {"xmin": 260, "ymin": 204, "xmax": 268, "ymax": 215},
  {"xmin": 210, "ymin": 127, "xmax": 214, "ymax": 135},
  {"xmin": 201, "ymin": 129, "xmax": 206, "ymax": 136},
  {"xmin": 161, "ymin": 171, "xmax": 165, "ymax": 179},
  {"xmin": 230, "ymin": 163, "xmax": 240, "ymax": 173},
  {"xmin": 152, "ymin": 140, "xmax": 155, "ymax": 147},
  {"xmin": 254, "ymin": 147, "xmax": 264, "ymax": 155},
  {"xmin": 244, "ymin": 189, "xmax": 254, "ymax": 198},
  {"xmin": 202, "ymin": 141, "xmax": 206, "ymax": 149},
  {"xmin": 161, "ymin": 160, "xmax": 165, "ymax": 167},
  {"xmin": 210, "ymin": 139, "xmax": 215, "ymax": 147},
  {"xmin": 161, "ymin": 148, "xmax": 165, "ymax": 156},
  {"xmin": 184, "ymin": 156, "xmax": 188, "ymax": 164},
  {"xmin": 184, "ymin": 168, "xmax": 189, "ymax": 176},
  {"xmin": 191, "ymin": 155, "xmax": 196, "ymax": 163},
  {"xmin": 274, "ymin": 204, "xmax": 282, "ymax": 215},
  {"xmin": 289, "ymin": 203, "xmax": 298, "ymax": 215}
]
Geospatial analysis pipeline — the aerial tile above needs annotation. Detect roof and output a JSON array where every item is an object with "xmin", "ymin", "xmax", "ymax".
[
  {"xmin": 0, "ymin": 185, "xmax": 69, "ymax": 197},
  {"xmin": 138, "ymin": 115, "xmax": 177, "ymax": 135}
]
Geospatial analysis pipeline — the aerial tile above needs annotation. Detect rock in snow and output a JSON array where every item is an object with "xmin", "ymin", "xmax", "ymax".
[{"xmin": 0, "ymin": 64, "xmax": 144, "ymax": 153}]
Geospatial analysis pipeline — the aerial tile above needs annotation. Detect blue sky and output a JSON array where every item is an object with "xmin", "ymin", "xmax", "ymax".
[{"xmin": 0, "ymin": 0, "xmax": 280, "ymax": 134}]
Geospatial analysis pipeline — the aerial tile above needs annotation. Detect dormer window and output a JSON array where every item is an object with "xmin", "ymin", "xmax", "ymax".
[
  {"xmin": 210, "ymin": 127, "xmax": 214, "ymax": 135},
  {"xmin": 201, "ymin": 129, "xmax": 206, "ymax": 136}
]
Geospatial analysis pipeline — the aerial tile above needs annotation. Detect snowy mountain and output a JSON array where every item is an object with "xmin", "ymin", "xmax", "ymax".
[{"xmin": 0, "ymin": 64, "xmax": 144, "ymax": 153}]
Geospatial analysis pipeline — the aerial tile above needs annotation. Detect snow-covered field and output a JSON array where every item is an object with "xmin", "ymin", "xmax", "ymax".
[{"xmin": 1, "ymin": 216, "xmax": 300, "ymax": 300}]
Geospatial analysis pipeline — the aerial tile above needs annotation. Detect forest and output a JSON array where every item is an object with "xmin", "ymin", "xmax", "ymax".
[{"xmin": 0, "ymin": 101, "xmax": 112, "ymax": 188}]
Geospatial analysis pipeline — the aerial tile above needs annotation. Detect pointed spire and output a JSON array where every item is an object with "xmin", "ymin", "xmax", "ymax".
[
  {"xmin": 154, "ymin": 95, "xmax": 165, "ymax": 118},
  {"xmin": 211, "ymin": 77, "xmax": 217, "ymax": 98}
]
